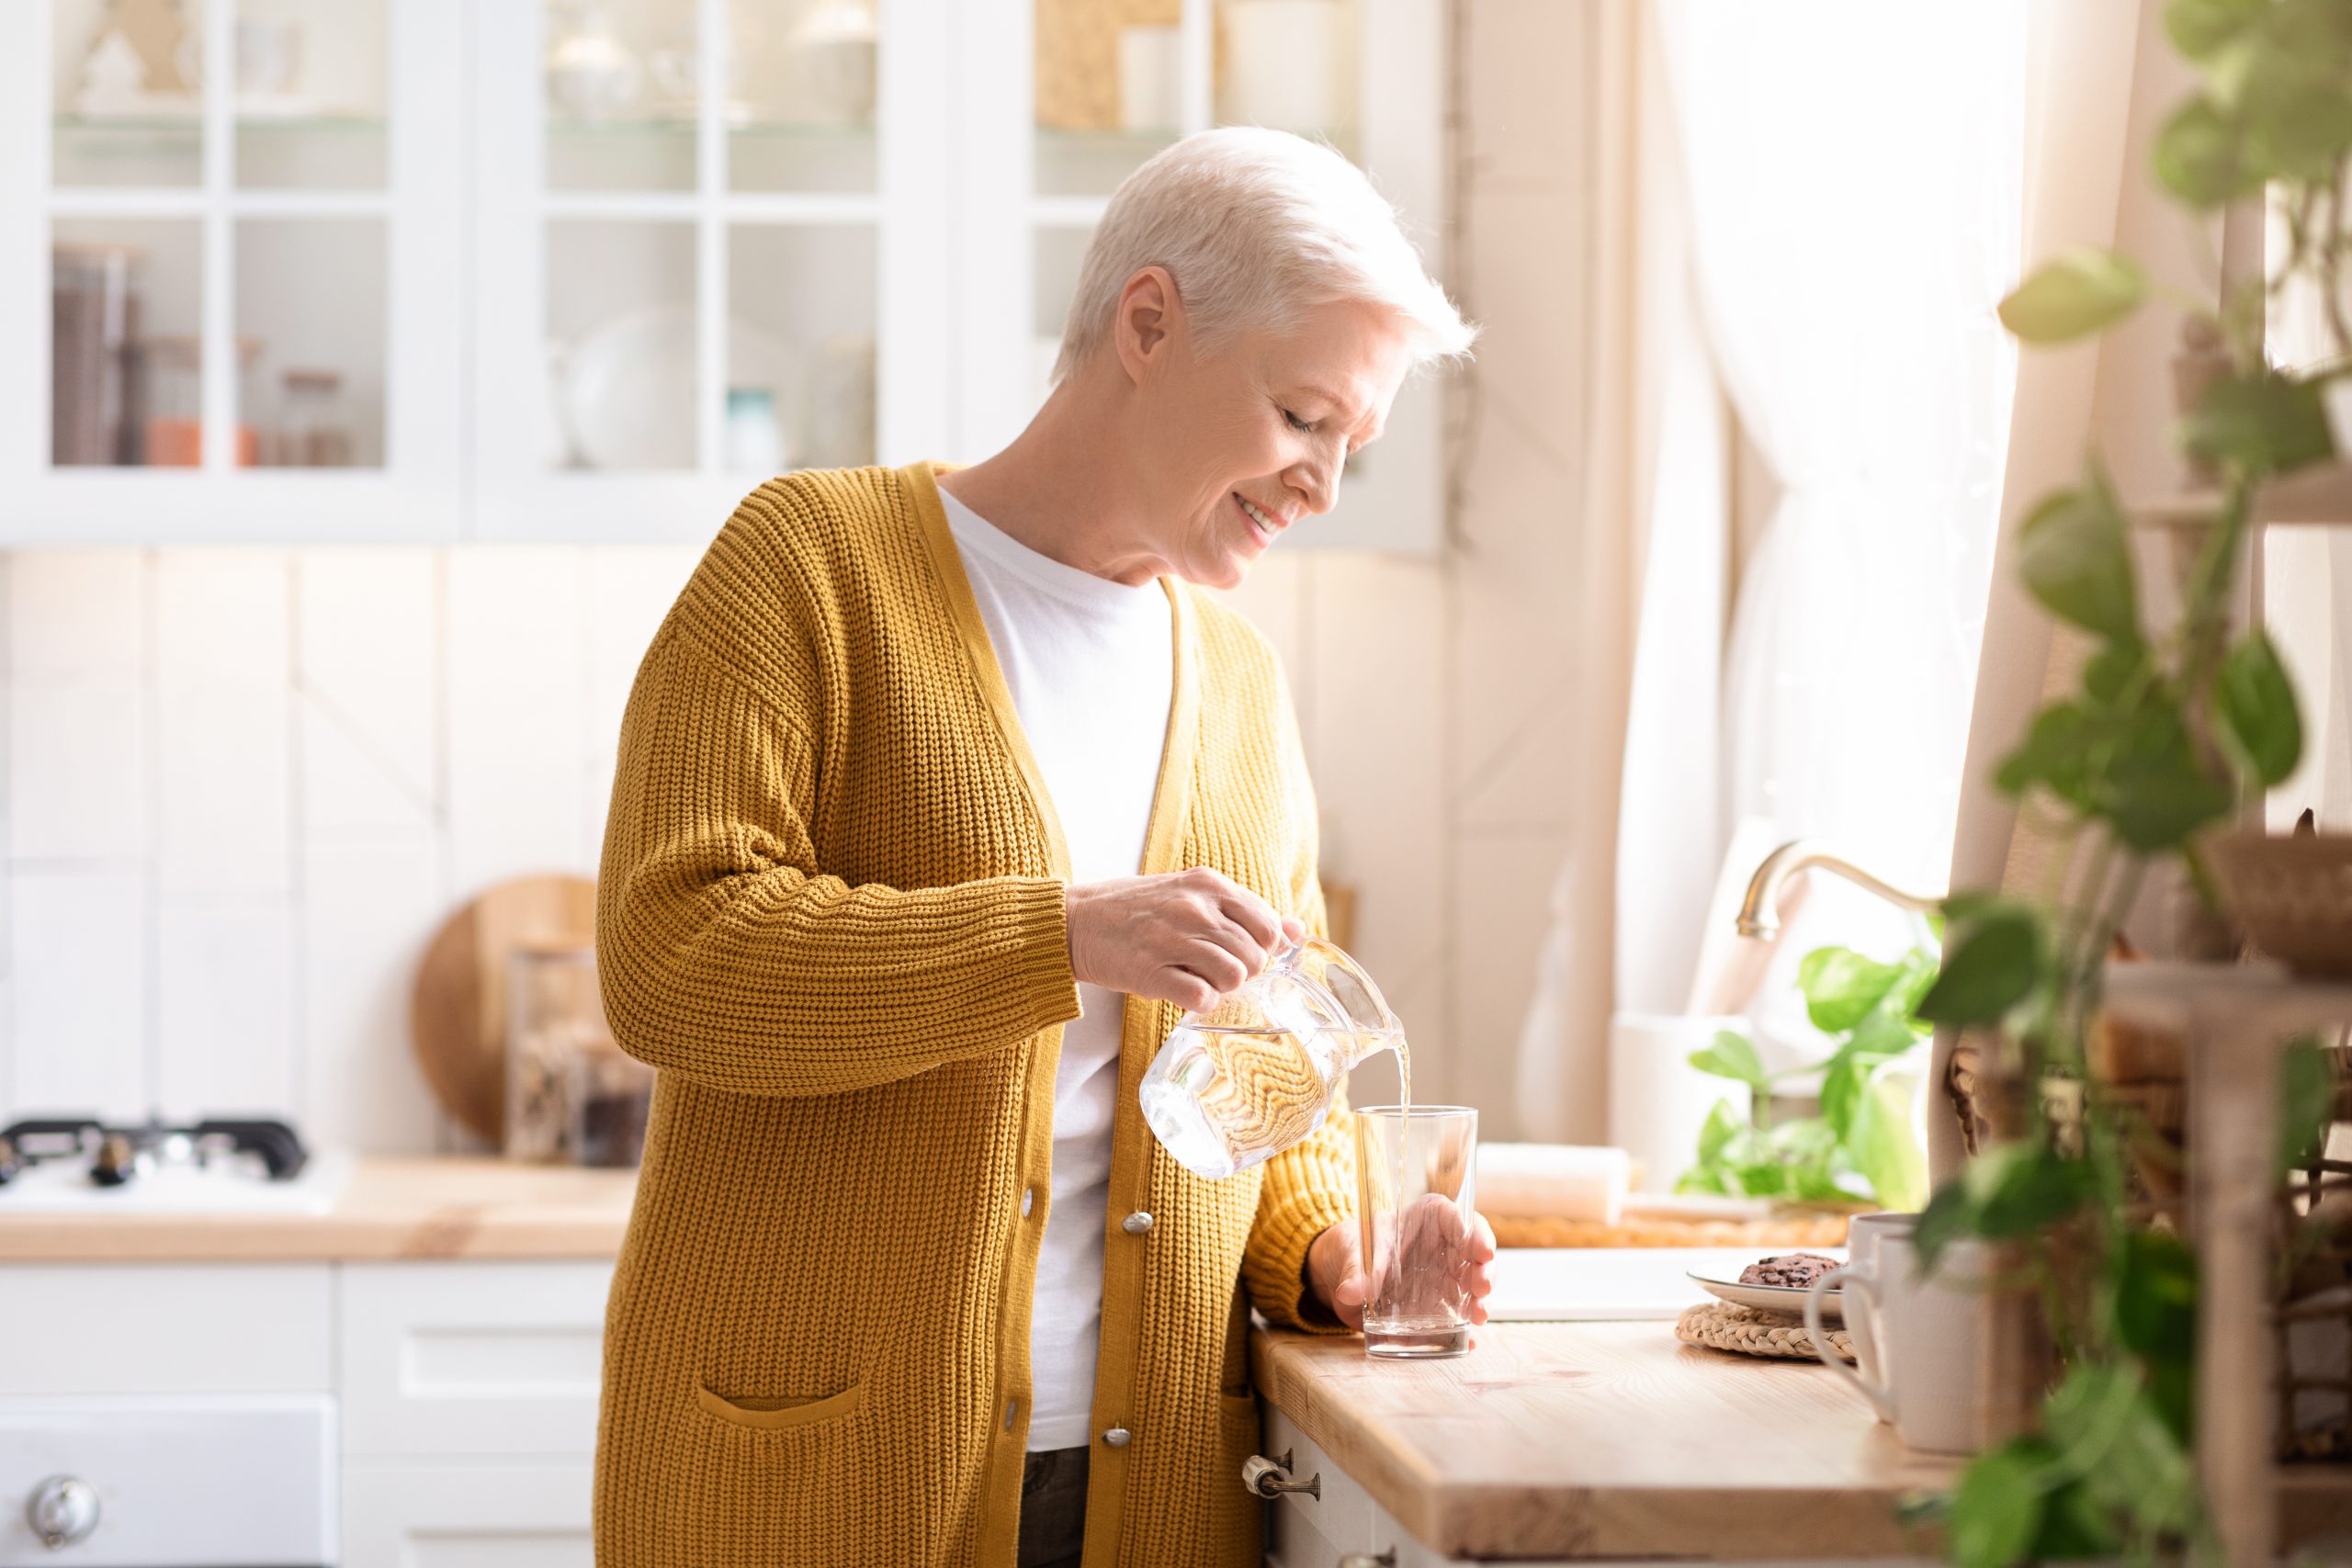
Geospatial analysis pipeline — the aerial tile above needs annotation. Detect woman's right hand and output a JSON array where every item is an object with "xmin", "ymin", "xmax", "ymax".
[{"xmin": 1065, "ymin": 867, "xmax": 1306, "ymax": 1011}]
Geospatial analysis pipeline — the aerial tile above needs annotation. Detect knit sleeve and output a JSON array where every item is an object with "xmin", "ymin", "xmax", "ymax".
[
  {"xmin": 594, "ymin": 621, "xmax": 1082, "ymax": 1098},
  {"xmin": 1240, "ymin": 671, "xmax": 1359, "ymax": 1335}
]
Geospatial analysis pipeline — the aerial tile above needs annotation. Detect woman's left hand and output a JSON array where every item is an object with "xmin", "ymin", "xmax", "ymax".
[{"xmin": 1305, "ymin": 1206, "xmax": 1496, "ymax": 1332}]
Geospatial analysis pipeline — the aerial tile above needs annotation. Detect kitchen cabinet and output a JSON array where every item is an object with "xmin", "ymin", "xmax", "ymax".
[
  {"xmin": 4, "ymin": 0, "xmax": 469, "ymax": 543},
  {"xmin": 6, "ymin": 0, "xmax": 1448, "ymax": 550},
  {"xmin": 344, "ymin": 1462, "xmax": 597, "ymax": 1568},
  {"xmin": 0, "ymin": 1257, "xmax": 612, "ymax": 1565},
  {"xmin": 340, "ymin": 1259, "xmax": 612, "ymax": 1459}
]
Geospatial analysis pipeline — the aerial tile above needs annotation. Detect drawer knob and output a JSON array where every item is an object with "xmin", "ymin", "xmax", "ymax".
[
  {"xmin": 1242, "ymin": 1448, "xmax": 1321, "ymax": 1500},
  {"xmin": 27, "ymin": 1474, "xmax": 100, "ymax": 1549},
  {"xmin": 1338, "ymin": 1553, "xmax": 1396, "ymax": 1568}
]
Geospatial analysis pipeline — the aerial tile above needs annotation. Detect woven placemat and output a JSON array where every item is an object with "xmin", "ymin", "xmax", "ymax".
[{"xmin": 1676, "ymin": 1301, "xmax": 1854, "ymax": 1363}]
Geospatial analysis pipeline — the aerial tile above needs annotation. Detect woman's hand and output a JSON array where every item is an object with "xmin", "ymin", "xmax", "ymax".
[
  {"xmin": 1305, "ymin": 1204, "xmax": 1497, "ymax": 1332},
  {"xmin": 1065, "ymin": 868, "xmax": 1306, "ymax": 1011}
]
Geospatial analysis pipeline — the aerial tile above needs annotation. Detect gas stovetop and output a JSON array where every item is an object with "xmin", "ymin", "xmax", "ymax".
[{"xmin": 0, "ymin": 1116, "xmax": 351, "ymax": 1213}]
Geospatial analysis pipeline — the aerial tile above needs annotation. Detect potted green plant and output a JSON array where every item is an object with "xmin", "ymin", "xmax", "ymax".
[
  {"xmin": 1903, "ymin": 1, "xmax": 2352, "ymax": 1561},
  {"xmin": 1679, "ymin": 938, "xmax": 1939, "ymax": 1214}
]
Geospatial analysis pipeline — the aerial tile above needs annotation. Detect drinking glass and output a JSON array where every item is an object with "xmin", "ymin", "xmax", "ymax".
[{"xmin": 1352, "ymin": 1105, "xmax": 1477, "ymax": 1358}]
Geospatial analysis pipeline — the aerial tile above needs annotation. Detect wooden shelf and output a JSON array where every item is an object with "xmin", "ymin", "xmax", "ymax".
[
  {"xmin": 2101, "ymin": 959, "xmax": 2352, "ymax": 1040},
  {"xmin": 2132, "ymin": 463, "xmax": 2352, "ymax": 529}
]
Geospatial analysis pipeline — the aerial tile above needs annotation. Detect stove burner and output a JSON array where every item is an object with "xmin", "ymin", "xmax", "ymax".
[{"xmin": 0, "ymin": 1116, "xmax": 311, "ymax": 1188}]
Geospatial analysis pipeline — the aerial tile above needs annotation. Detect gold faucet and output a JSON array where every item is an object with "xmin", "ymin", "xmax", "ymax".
[{"xmin": 1735, "ymin": 839, "xmax": 1944, "ymax": 939}]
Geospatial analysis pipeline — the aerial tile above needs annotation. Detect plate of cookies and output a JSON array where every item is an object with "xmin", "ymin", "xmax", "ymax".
[{"xmin": 1688, "ymin": 1250, "xmax": 1847, "ymax": 1322}]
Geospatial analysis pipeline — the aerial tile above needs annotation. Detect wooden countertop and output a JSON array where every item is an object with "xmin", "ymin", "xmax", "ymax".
[
  {"xmin": 1252, "ymin": 1320, "xmax": 1957, "ymax": 1561},
  {"xmin": 0, "ymin": 1157, "xmax": 637, "ymax": 1262}
]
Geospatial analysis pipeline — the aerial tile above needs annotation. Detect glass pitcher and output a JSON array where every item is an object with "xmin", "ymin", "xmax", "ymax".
[{"xmin": 1138, "ymin": 936, "xmax": 1404, "ymax": 1179}]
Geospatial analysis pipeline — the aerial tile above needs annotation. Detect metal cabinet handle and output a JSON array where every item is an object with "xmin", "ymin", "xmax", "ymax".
[
  {"xmin": 1240, "ymin": 1448, "xmax": 1321, "ymax": 1500},
  {"xmin": 26, "ymin": 1475, "xmax": 100, "ymax": 1550},
  {"xmin": 1338, "ymin": 1552, "xmax": 1396, "ymax": 1568}
]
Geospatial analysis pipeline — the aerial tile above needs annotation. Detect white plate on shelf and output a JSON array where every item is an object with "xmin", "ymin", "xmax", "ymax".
[
  {"xmin": 1687, "ymin": 1260, "xmax": 1846, "ymax": 1324},
  {"xmin": 554, "ymin": 302, "xmax": 797, "ymax": 472}
]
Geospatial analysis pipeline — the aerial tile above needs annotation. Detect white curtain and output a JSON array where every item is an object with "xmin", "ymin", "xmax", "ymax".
[
  {"xmin": 1520, "ymin": 0, "xmax": 2031, "ymax": 1148},
  {"xmin": 1647, "ymin": 2, "xmax": 2027, "ymax": 1068}
]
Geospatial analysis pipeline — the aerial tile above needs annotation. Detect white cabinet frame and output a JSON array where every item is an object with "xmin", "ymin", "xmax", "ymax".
[
  {"xmin": 5, "ymin": 0, "xmax": 1447, "ymax": 550},
  {"xmin": 1, "ymin": 0, "xmax": 469, "ymax": 544}
]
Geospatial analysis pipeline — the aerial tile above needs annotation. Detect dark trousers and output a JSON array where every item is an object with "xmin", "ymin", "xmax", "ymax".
[{"xmin": 1017, "ymin": 1445, "xmax": 1091, "ymax": 1568}]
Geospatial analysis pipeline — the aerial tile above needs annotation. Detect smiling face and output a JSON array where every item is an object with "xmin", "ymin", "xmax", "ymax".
[{"xmin": 1113, "ymin": 269, "xmax": 1416, "ymax": 589}]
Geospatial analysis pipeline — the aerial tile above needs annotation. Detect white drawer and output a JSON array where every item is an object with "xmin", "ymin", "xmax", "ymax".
[
  {"xmin": 0, "ymin": 1264, "xmax": 332, "ymax": 1394},
  {"xmin": 340, "ymin": 1259, "xmax": 613, "ymax": 1457},
  {"xmin": 1262, "ymin": 1404, "xmax": 1374, "ymax": 1560},
  {"xmin": 343, "ymin": 1461, "xmax": 593, "ymax": 1568},
  {"xmin": 0, "ymin": 1393, "xmax": 334, "ymax": 1566}
]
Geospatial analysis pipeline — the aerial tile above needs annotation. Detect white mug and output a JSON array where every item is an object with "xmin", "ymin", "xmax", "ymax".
[
  {"xmin": 1804, "ymin": 1230, "xmax": 1985, "ymax": 1454},
  {"xmin": 1837, "ymin": 1211, "xmax": 1918, "ymax": 1419}
]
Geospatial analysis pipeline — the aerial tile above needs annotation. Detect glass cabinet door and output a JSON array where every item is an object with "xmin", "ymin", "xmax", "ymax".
[
  {"xmin": 5, "ymin": 0, "xmax": 465, "ymax": 539},
  {"xmin": 989, "ymin": 0, "xmax": 1434, "ymax": 557},
  {"xmin": 474, "ymin": 0, "xmax": 917, "ymax": 538}
]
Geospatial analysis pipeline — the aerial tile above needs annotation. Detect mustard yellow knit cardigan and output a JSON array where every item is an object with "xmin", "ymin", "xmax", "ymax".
[{"xmin": 592, "ymin": 460, "xmax": 1357, "ymax": 1568}]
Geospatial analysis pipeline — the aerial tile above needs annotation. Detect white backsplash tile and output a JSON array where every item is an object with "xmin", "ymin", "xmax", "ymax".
[
  {"xmin": 447, "ymin": 548, "xmax": 592, "ymax": 898},
  {"xmin": 300, "ymin": 829, "xmax": 447, "ymax": 1153},
  {"xmin": 157, "ymin": 553, "xmax": 288, "ymax": 682},
  {"xmin": 300, "ymin": 691, "xmax": 437, "ymax": 832},
  {"xmin": 9, "ymin": 677, "xmax": 148, "ymax": 862},
  {"xmin": 156, "ymin": 896, "xmax": 296, "ymax": 1119},
  {"xmin": 157, "ymin": 680, "xmax": 292, "ymax": 894},
  {"xmin": 297, "ymin": 548, "xmax": 440, "ymax": 824},
  {"xmin": 12, "ymin": 871, "xmax": 149, "ymax": 1119},
  {"xmin": 8, "ymin": 552, "xmax": 145, "ymax": 679}
]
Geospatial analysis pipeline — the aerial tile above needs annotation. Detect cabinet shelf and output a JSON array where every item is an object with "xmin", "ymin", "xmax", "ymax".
[
  {"xmin": 53, "ymin": 111, "xmax": 386, "ymax": 135},
  {"xmin": 547, "ymin": 114, "xmax": 876, "ymax": 142}
]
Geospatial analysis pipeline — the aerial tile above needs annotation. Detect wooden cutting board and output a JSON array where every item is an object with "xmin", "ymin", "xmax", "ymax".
[{"xmin": 410, "ymin": 874, "xmax": 599, "ymax": 1145}]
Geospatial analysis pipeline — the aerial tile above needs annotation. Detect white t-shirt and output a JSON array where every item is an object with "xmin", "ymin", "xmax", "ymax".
[{"xmin": 938, "ymin": 480, "xmax": 1174, "ymax": 1452}]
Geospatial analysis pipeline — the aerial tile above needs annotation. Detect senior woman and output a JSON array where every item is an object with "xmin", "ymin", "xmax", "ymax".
[{"xmin": 593, "ymin": 127, "xmax": 1488, "ymax": 1568}]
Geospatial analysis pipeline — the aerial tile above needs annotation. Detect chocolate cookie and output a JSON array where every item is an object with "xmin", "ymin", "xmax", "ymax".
[{"xmin": 1738, "ymin": 1251, "xmax": 1842, "ymax": 1289}]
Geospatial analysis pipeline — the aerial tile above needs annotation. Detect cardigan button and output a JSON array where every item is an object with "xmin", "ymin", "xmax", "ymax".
[
  {"xmin": 1121, "ymin": 1211, "xmax": 1153, "ymax": 1235},
  {"xmin": 1102, "ymin": 1427, "xmax": 1132, "ymax": 1448}
]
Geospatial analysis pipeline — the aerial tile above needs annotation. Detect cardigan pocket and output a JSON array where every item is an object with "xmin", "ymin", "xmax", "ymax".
[{"xmin": 695, "ymin": 1378, "xmax": 867, "ymax": 1431}]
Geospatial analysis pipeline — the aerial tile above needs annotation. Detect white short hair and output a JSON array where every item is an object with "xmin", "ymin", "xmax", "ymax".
[{"xmin": 1050, "ymin": 127, "xmax": 1477, "ymax": 388}]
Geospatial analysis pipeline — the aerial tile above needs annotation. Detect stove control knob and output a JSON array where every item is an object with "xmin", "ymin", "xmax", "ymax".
[
  {"xmin": 27, "ymin": 1474, "xmax": 99, "ymax": 1549},
  {"xmin": 90, "ymin": 1134, "xmax": 135, "ymax": 1187}
]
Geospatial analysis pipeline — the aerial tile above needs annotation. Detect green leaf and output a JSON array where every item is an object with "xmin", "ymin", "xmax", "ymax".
[
  {"xmin": 1846, "ymin": 1002, "xmax": 1926, "ymax": 1065},
  {"xmin": 2033, "ymin": 1477, "xmax": 2126, "ymax": 1559},
  {"xmin": 1849, "ymin": 1068, "xmax": 1928, "ymax": 1212},
  {"xmin": 1675, "ymin": 1165, "xmax": 1731, "ymax": 1197},
  {"xmin": 1996, "ymin": 700, "xmax": 2097, "ymax": 809},
  {"xmin": 1797, "ymin": 946, "xmax": 1903, "ymax": 1033},
  {"xmin": 2237, "ymin": 42, "xmax": 2352, "ymax": 179},
  {"xmin": 1949, "ymin": 1438, "xmax": 2050, "ymax": 1568},
  {"xmin": 2181, "ymin": 371, "xmax": 2336, "ymax": 477},
  {"xmin": 2155, "ymin": 96, "xmax": 2260, "ymax": 205},
  {"xmin": 1818, "ymin": 1055, "xmax": 1865, "ymax": 1143},
  {"xmin": 1695, "ymin": 1097, "xmax": 1743, "ymax": 1167},
  {"xmin": 1997, "ymin": 250, "xmax": 2147, "ymax": 344},
  {"xmin": 1973, "ymin": 1145, "xmax": 2098, "ymax": 1240},
  {"xmin": 2166, "ymin": 0, "xmax": 2267, "ymax": 58},
  {"xmin": 2015, "ymin": 474, "xmax": 2141, "ymax": 646},
  {"xmin": 2114, "ymin": 1231, "xmax": 2199, "ymax": 1370},
  {"xmin": 2214, "ymin": 630, "xmax": 2304, "ymax": 786},
  {"xmin": 1917, "ymin": 910, "xmax": 2043, "ymax": 1028},
  {"xmin": 1689, "ymin": 1030, "xmax": 1769, "ymax": 1089},
  {"xmin": 2278, "ymin": 1033, "xmax": 2336, "ymax": 1173},
  {"xmin": 2102, "ymin": 701, "xmax": 2236, "ymax": 850},
  {"xmin": 2043, "ymin": 1365, "xmax": 2198, "ymax": 1537},
  {"xmin": 2081, "ymin": 640, "xmax": 2146, "ymax": 710}
]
